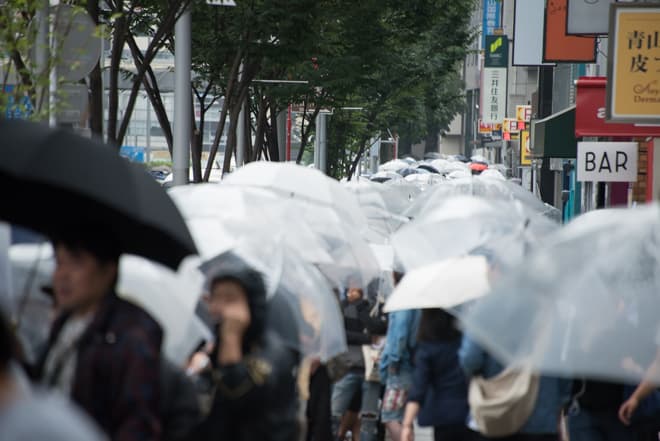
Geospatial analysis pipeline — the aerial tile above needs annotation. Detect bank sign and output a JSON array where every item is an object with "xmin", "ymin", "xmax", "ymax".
[
  {"xmin": 577, "ymin": 142, "xmax": 638, "ymax": 182},
  {"xmin": 607, "ymin": 4, "xmax": 660, "ymax": 123}
]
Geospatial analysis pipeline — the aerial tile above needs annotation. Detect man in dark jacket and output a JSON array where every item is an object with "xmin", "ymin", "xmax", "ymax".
[
  {"xmin": 331, "ymin": 287, "xmax": 381, "ymax": 440},
  {"xmin": 37, "ymin": 228, "xmax": 162, "ymax": 441},
  {"xmin": 191, "ymin": 254, "xmax": 300, "ymax": 441}
]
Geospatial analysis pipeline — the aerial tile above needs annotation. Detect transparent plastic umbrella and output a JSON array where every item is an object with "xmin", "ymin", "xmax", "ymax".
[
  {"xmin": 8, "ymin": 244, "xmax": 211, "ymax": 366},
  {"xmin": 169, "ymin": 184, "xmax": 334, "ymax": 264},
  {"xmin": 405, "ymin": 176, "xmax": 561, "ymax": 221},
  {"xmin": 392, "ymin": 196, "xmax": 558, "ymax": 271},
  {"xmin": 200, "ymin": 244, "xmax": 347, "ymax": 361},
  {"xmin": 344, "ymin": 181, "xmax": 409, "ymax": 243},
  {"xmin": 0, "ymin": 223, "xmax": 12, "ymax": 316},
  {"xmin": 458, "ymin": 204, "xmax": 660, "ymax": 384},
  {"xmin": 222, "ymin": 161, "xmax": 368, "ymax": 229}
]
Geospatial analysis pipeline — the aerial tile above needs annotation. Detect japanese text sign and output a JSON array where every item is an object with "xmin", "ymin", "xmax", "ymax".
[
  {"xmin": 607, "ymin": 4, "xmax": 660, "ymax": 123},
  {"xmin": 481, "ymin": 68, "xmax": 507, "ymax": 124}
]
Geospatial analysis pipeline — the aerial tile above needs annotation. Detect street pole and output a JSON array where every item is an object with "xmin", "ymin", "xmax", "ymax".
[
  {"xmin": 313, "ymin": 113, "xmax": 320, "ymax": 169},
  {"xmin": 236, "ymin": 101, "xmax": 245, "ymax": 167},
  {"xmin": 48, "ymin": 2, "xmax": 58, "ymax": 128},
  {"xmin": 35, "ymin": 0, "xmax": 49, "ymax": 119},
  {"xmin": 319, "ymin": 113, "xmax": 327, "ymax": 174},
  {"xmin": 286, "ymin": 104, "xmax": 292, "ymax": 161},
  {"xmin": 173, "ymin": 7, "xmax": 191, "ymax": 186},
  {"xmin": 277, "ymin": 110, "xmax": 287, "ymax": 161},
  {"xmin": 146, "ymin": 95, "xmax": 152, "ymax": 163}
]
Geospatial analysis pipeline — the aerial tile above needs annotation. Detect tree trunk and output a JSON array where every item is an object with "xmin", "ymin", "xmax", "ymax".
[
  {"xmin": 222, "ymin": 104, "xmax": 241, "ymax": 175},
  {"xmin": 191, "ymin": 90, "xmax": 204, "ymax": 182},
  {"xmin": 251, "ymin": 96, "xmax": 267, "ymax": 162},
  {"xmin": 243, "ymin": 94, "xmax": 253, "ymax": 163},
  {"xmin": 205, "ymin": 50, "xmax": 242, "ymax": 181},
  {"xmin": 87, "ymin": 0, "xmax": 103, "ymax": 137},
  {"xmin": 267, "ymin": 100, "xmax": 279, "ymax": 162},
  {"xmin": 107, "ymin": 5, "xmax": 127, "ymax": 147}
]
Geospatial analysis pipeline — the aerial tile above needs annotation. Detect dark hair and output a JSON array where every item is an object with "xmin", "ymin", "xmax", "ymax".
[
  {"xmin": 417, "ymin": 308, "xmax": 461, "ymax": 343},
  {"xmin": 393, "ymin": 271, "xmax": 405, "ymax": 285},
  {"xmin": 51, "ymin": 226, "xmax": 121, "ymax": 265}
]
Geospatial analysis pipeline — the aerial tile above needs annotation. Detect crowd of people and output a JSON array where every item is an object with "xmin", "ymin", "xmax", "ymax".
[{"xmin": 1, "ymin": 225, "xmax": 659, "ymax": 441}]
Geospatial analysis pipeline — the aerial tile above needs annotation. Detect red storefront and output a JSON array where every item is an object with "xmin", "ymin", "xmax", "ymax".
[{"xmin": 576, "ymin": 77, "xmax": 660, "ymax": 204}]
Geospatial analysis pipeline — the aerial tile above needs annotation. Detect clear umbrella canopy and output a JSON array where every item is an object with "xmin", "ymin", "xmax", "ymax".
[
  {"xmin": 222, "ymin": 161, "xmax": 368, "ymax": 230},
  {"xmin": 343, "ymin": 181, "xmax": 409, "ymax": 244},
  {"xmin": 200, "ymin": 243, "xmax": 347, "ymax": 361},
  {"xmin": 168, "ymin": 184, "xmax": 334, "ymax": 264},
  {"xmin": 458, "ymin": 204, "xmax": 660, "ymax": 384},
  {"xmin": 405, "ymin": 175, "xmax": 561, "ymax": 221},
  {"xmin": 392, "ymin": 196, "xmax": 558, "ymax": 271},
  {"xmin": 8, "ymin": 243, "xmax": 210, "ymax": 365}
]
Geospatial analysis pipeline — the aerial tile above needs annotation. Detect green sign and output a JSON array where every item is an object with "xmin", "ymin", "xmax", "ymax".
[{"xmin": 485, "ymin": 35, "xmax": 509, "ymax": 68}]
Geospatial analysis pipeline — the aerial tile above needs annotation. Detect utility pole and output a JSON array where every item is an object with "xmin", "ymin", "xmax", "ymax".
[{"xmin": 173, "ymin": 7, "xmax": 191, "ymax": 186}]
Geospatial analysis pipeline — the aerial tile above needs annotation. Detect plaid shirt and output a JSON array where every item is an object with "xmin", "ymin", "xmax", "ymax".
[{"xmin": 39, "ymin": 292, "xmax": 163, "ymax": 441}]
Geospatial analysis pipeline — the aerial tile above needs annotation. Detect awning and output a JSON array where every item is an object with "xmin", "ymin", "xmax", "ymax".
[
  {"xmin": 576, "ymin": 77, "xmax": 660, "ymax": 137},
  {"xmin": 531, "ymin": 105, "xmax": 577, "ymax": 158}
]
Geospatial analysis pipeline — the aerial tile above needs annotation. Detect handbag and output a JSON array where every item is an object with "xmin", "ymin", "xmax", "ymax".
[
  {"xmin": 362, "ymin": 344, "xmax": 383, "ymax": 383},
  {"xmin": 468, "ymin": 365, "xmax": 540, "ymax": 437}
]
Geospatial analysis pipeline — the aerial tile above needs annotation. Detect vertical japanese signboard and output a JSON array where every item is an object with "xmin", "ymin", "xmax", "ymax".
[
  {"xmin": 482, "ymin": 68, "xmax": 507, "ymax": 124},
  {"xmin": 521, "ymin": 130, "xmax": 532, "ymax": 166},
  {"xmin": 607, "ymin": 4, "xmax": 660, "ymax": 123},
  {"xmin": 482, "ymin": 0, "xmax": 502, "ymax": 49}
]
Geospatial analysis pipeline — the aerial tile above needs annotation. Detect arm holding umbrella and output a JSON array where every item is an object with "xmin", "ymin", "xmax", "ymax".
[
  {"xmin": 619, "ymin": 349, "xmax": 660, "ymax": 425},
  {"xmin": 459, "ymin": 335, "xmax": 488, "ymax": 378}
]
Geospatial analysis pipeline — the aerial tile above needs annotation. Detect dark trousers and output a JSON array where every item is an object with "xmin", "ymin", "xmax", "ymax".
[
  {"xmin": 307, "ymin": 366, "xmax": 333, "ymax": 441},
  {"xmin": 475, "ymin": 433, "xmax": 558, "ymax": 441},
  {"xmin": 434, "ymin": 425, "xmax": 481, "ymax": 441},
  {"xmin": 568, "ymin": 408, "xmax": 633, "ymax": 441}
]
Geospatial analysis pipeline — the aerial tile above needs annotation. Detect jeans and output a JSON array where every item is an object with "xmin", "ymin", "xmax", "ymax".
[
  {"xmin": 360, "ymin": 381, "xmax": 383, "ymax": 441},
  {"xmin": 568, "ymin": 408, "xmax": 633, "ymax": 441},
  {"xmin": 331, "ymin": 372, "xmax": 382, "ymax": 441}
]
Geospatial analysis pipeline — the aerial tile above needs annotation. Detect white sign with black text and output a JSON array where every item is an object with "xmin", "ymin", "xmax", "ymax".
[
  {"xmin": 577, "ymin": 142, "xmax": 638, "ymax": 182},
  {"xmin": 481, "ymin": 68, "xmax": 507, "ymax": 125}
]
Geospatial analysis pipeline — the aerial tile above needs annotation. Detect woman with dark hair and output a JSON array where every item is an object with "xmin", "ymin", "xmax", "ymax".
[{"xmin": 401, "ymin": 309, "xmax": 471, "ymax": 441}]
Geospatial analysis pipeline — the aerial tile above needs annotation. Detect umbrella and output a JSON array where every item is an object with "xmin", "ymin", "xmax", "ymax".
[
  {"xmin": 384, "ymin": 256, "xmax": 490, "ymax": 312},
  {"xmin": 370, "ymin": 171, "xmax": 403, "ymax": 183},
  {"xmin": 222, "ymin": 161, "xmax": 367, "ymax": 229},
  {"xmin": 8, "ymin": 243, "xmax": 210, "ymax": 365},
  {"xmin": 200, "ymin": 248, "xmax": 347, "ymax": 361},
  {"xmin": 379, "ymin": 159, "xmax": 412, "ymax": 173},
  {"xmin": 458, "ymin": 205, "xmax": 660, "ymax": 384},
  {"xmin": 416, "ymin": 164, "xmax": 441, "ymax": 174},
  {"xmin": 398, "ymin": 167, "xmax": 429, "ymax": 177},
  {"xmin": 0, "ymin": 120, "xmax": 196, "ymax": 269},
  {"xmin": 344, "ymin": 181, "xmax": 409, "ymax": 243},
  {"xmin": 392, "ymin": 196, "xmax": 557, "ymax": 271},
  {"xmin": 405, "ymin": 176, "xmax": 561, "ymax": 221}
]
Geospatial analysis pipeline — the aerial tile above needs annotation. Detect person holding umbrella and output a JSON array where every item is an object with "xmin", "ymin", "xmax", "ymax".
[
  {"xmin": 35, "ymin": 227, "xmax": 163, "ymax": 441},
  {"xmin": 190, "ymin": 253, "xmax": 300, "ymax": 441},
  {"xmin": 0, "ymin": 121, "xmax": 200, "ymax": 441}
]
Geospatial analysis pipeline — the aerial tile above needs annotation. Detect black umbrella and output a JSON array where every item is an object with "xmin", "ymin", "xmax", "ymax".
[
  {"xmin": 0, "ymin": 120, "xmax": 196, "ymax": 269},
  {"xmin": 416, "ymin": 164, "xmax": 440, "ymax": 174}
]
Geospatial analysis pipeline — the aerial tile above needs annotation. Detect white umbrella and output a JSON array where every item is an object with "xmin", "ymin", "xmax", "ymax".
[
  {"xmin": 384, "ymin": 256, "xmax": 490, "ymax": 312},
  {"xmin": 222, "ymin": 161, "xmax": 367, "ymax": 229}
]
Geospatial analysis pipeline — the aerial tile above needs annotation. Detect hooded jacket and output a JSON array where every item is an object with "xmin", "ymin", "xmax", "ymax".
[{"xmin": 192, "ymin": 255, "xmax": 300, "ymax": 441}]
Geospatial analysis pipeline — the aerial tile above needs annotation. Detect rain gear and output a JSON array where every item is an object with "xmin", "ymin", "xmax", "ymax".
[{"xmin": 192, "ymin": 259, "xmax": 300, "ymax": 441}]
